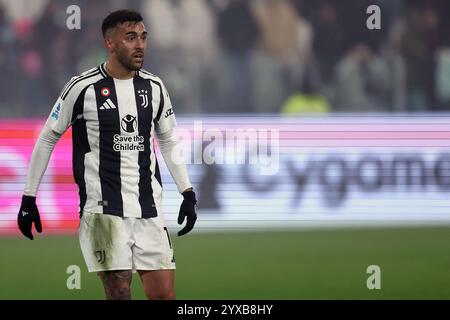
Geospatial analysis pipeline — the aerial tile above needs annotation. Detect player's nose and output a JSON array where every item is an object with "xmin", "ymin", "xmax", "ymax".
[{"xmin": 135, "ymin": 38, "xmax": 145, "ymax": 50}]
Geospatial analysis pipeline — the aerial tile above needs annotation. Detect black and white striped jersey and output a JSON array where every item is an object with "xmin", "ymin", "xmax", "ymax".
[{"xmin": 45, "ymin": 63, "xmax": 176, "ymax": 218}]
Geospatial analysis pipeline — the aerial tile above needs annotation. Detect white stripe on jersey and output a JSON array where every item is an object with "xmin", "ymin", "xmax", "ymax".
[
  {"xmin": 114, "ymin": 78, "xmax": 141, "ymax": 218},
  {"xmin": 83, "ymin": 85, "xmax": 103, "ymax": 214}
]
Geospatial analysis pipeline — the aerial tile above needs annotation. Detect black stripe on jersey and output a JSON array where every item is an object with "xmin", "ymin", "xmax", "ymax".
[
  {"xmin": 94, "ymin": 78, "xmax": 123, "ymax": 216},
  {"xmin": 154, "ymin": 148, "xmax": 163, "ymax": 187},
  {"xmin": 134, "ymin": 76, "xmax": 157, "ymax": 218},
  {"xmin": 71, "ymin": 86, "xmax": 91, "ymax": 217},
  {"xmin": 62, "ymin": 70, "xmax": 100, "ymax": 100},
  {"xmin": 150, "ymin": 79, "xmax": 165, "ymax": 122}
]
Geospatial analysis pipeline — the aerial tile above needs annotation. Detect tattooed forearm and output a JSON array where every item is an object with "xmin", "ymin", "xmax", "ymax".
[{"xmin": 98, "ymin": 270, "xmax": 132, "ymax": 300}]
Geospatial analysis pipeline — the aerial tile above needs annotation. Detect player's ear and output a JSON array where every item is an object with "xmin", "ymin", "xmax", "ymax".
[
  {"xmin": 104, "ymin": 30, "xmax": 115, "ymax": 52},
  {"xmin": 104, "ymin": 37, "xmax": 112, "ymax": 51}
]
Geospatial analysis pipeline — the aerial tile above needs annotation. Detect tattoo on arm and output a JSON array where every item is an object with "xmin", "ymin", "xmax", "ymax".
[{"xmin": 98, "ymin": 270, "xmax": 132, "ymax": 300}]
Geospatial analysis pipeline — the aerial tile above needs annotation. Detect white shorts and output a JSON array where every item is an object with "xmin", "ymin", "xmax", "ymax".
[{"xmin": 79, "ymin": 211, "xmax": 176, "ymax": 272}]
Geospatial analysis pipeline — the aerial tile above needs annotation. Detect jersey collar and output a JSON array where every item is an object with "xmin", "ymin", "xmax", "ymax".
[{"xmin": 99, "ymin": 62, "xmax": 140, "ymax": 78}]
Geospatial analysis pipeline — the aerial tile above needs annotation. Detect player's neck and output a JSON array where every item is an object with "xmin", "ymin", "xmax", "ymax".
[{"xmin": 104, "ymin": 59, "xmax": 135, "ymax": 80}]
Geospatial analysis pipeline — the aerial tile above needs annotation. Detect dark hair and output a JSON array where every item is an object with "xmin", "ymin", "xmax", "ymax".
[{"xmin": 101, "ymin": 10, "xmax": 143, "ymax": 38}]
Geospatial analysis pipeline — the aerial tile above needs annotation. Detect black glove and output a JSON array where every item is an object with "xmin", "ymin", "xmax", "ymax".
[
  {"xmin": 17, "ymin": 195, "xmax": 42, "ymax": 240},
  {"xmin": 177, "ymin": 190, "xmax": 197, "ymax": 236}
]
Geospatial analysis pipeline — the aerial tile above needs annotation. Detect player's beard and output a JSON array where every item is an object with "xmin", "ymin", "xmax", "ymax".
[{"xmin": 117, "ymin": 48, "xmax": 144, "ymax": 71}]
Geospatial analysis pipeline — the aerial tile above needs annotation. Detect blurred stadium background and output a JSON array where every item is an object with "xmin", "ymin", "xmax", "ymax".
[{"xmin": 1, "ymin": 0, "xmax": 450, "ymax": 299}]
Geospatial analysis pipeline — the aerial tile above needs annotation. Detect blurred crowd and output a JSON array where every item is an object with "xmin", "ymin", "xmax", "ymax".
[{"xmin": 1, "ymin": 0, "xmax": 450, "ymax": 117}]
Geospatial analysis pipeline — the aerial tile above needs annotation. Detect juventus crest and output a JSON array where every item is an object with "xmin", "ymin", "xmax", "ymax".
[{"xmin": 137, "ymin": 89, "xmax": 148, "ymax": 108}]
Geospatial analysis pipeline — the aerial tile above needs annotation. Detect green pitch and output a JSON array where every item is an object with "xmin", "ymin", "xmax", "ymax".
[{"xmin": 1, "ymin": 227, "xmax": 450, "ymax": 299}]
